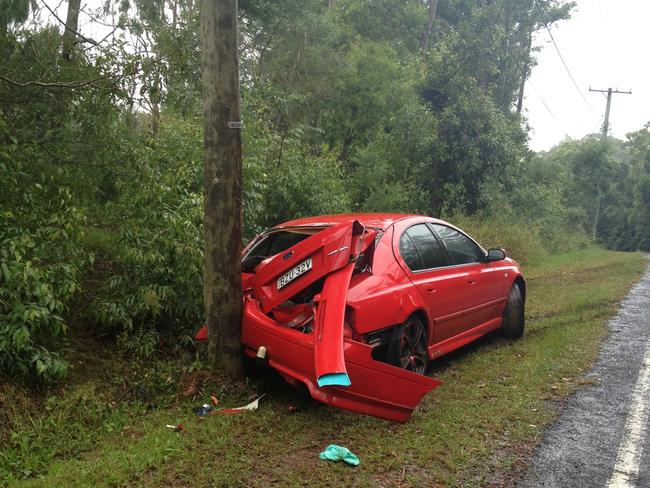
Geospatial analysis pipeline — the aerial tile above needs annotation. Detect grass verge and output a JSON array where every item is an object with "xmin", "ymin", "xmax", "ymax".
[{"xmin": 2, "ymin": 247, "xmax": 645, "ymax": 487}]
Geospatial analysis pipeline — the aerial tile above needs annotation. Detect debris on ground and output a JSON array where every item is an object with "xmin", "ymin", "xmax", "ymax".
[
  {"xmin": 192, "ymin": 403, "xmax": 213, "ymax": 416},
  {"xmin": 165, "ymin": 424, "xmax": 184, "ymax": 433},
  {"xmin": 319, "ymin": 444, "xmax": 360, "ymax": 466},
  {"xmin": 217, "ymin": 395, "xmax": 265, "ymax": 414},
  {"xmin": 288, "ymin": 405, "xmax": 299, "ymax": 413},
  {"xmin": 210, "ymin": 395, "xmax": 219, "ymax": 406}
]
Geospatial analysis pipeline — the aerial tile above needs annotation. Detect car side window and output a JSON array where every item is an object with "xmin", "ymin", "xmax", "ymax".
[
  {"xmin": 431, "ymin": 224, "xmax": 484, "ymax": 265},
  {"xmin": 399, "ymin": 224, "xmax": 448, "ymax": 271}
]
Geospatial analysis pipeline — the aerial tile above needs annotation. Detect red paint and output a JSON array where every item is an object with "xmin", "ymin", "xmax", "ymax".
[
  {"xmin": 199, "ymin": 213, "xmax": 525, "ymax": 422},
  {"xmin": 313, "ymin": 223, "xmax": 375, "ymax": 387},
  {"xmin": 271, "ymin": 303, "xmax": 315, "ymax": 329},
  {"xmin": 240, "ymin": 295, "xmax": 440, "ymax": 422},
  {"xmin": 313, "ymin": 262, "xmax": 355, "ymax": 386},
  {"xmin": 195, "ymin": 323, "xmax": 208, "ymax": 341},
  {"xmin": 249, "ymin": 221, "xmax": 357, "ymax": 314}
]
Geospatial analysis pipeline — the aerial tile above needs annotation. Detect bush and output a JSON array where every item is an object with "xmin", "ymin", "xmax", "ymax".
[
  {"xmin": 0, "ymin": 168, "xmax": 85, "ymax": 382},
  {"xmin": 452, "ymin": 211, "xmax": 589, "ymax": 265},
  {"xmin": 82, "ymin": 118, "xmax": 205, "ymax": 353}
]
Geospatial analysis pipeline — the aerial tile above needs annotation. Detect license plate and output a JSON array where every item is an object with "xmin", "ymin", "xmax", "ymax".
[{"xmin": 277, "ymin": 257, "xmax": 312, "ymax": 290}]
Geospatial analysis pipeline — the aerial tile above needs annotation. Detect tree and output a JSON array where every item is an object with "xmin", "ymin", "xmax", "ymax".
[
  {"xmin": 62, "ymin": 0, "xmax": 81, "ymax": 61},
  {"xmin": 0, "ymin": 0, "xmax": 31, "ymax": 36},
  {"xmin": 420, "ymin": 0, "xmax": 438, "ymax": 54},
  {"xmin": 546, "ymin": 136, "xmax": 616, "ymax": 240},
  {"xmin": 200, "ymin": 0, "xmax": 244, "ymax": 378}
]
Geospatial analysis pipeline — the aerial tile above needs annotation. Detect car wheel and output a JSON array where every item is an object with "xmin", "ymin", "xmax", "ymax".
[
  {"xmin": 501, "ymin": 283, "xmax": 525, "ymax": 339},
  {"xmin": 387, "ymin": 315, "xmax": 428, "ymax": 375}
]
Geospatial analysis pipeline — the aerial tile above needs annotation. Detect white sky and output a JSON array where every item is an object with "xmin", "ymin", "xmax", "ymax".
[{"xmin": 526, "ymin": 0, "xmax": 650, "ymax": 151}]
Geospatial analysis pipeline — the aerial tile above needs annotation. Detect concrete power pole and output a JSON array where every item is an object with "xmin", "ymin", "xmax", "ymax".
[
  {"xmin": 200, "ymin": 0, "xmax": 244, "ymax": 378},
  {"xmin": 587, "ymin": 87, "xmax": 632, "ymax": 241}
]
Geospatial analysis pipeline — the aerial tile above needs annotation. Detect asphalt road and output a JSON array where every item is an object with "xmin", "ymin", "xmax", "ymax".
[{"xmin": 521, "ymin": 257, "xmax": 650, "ymax": 488}]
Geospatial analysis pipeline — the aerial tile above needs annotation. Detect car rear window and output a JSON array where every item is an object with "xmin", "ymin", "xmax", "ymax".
[{"xmin": 245, "ymin": 230, "xmax": 316, "ymax": 259}]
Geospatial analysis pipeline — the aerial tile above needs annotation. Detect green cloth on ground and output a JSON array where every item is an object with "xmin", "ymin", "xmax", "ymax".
[{"xmin": 319, "ymin": 444, "xmax": 360, "ymax": 466}]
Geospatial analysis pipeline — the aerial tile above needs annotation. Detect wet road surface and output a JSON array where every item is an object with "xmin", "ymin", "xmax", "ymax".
[{"xmin": 521, "ymin": 257, "xmax": 650, "ymax": 488}]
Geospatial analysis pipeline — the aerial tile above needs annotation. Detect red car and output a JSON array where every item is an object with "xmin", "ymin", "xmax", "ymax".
[{"xmin": 214, "ymin": 213, "xmax": 525, "ymax": 422}]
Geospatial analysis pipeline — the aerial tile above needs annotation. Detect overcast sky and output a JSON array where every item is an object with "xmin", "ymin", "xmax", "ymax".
[{"xmin": 526, "ymin": 0, "xmax": 650, "ymax": 151}]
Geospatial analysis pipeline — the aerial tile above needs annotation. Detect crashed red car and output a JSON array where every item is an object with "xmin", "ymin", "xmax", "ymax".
[{"xmin": 201, "ymin": 213, "xmax": 526, "ymax": 422}]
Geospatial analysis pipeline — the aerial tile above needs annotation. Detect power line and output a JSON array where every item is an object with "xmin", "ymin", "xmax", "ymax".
[
  {"xmin": 533, "ymin": 0, "xmax": 596, "ymax": 113},
  {"xmin": 589, "ymin": 87, "xmax": 632, "ymax": 137},
  {"xmin": 499, "ymin": 31, "xmax": 562, "ymax": 125},
  {"xmin": 528, "ymin": 81, "xmax": 575, "ymax": 143},
  {"xmin": 494, "ymin": 18, "xmax": 574, "ymax": 140},
  {"xmin": 473, "ymin": 0, "xmax": 585, "ymax": 145}
]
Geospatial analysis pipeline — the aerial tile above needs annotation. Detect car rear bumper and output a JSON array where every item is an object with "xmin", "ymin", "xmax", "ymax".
[{"xmin": 241, "ymin": 296, "xmax": 440, "ymax": 422}]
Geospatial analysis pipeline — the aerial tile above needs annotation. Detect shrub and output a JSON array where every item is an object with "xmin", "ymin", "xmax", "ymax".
[{"xmin": 0, "ymin": 168, "xmax": 85, "ymax": 382}]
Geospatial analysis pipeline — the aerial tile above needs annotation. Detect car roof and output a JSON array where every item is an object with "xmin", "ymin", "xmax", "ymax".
[{"xmin": 273, "ymin": 213, "xmax": 443, "ymax": 231}]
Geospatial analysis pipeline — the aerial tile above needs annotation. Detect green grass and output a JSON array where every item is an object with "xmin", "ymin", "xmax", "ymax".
[{"xmin": 2, "ymin": 247, "xmax": 645, "ymax": 487}]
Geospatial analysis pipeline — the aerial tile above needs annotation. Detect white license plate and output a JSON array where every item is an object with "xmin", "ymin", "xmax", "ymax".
[{"xmin": 276, "ymin": 257, "xmax": 312, "ymax": 290}]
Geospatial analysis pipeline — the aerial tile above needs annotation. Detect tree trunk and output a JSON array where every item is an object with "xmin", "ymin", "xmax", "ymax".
[
  {"xmin": 516, "ymin": 24, "xmax": 533, "ymax": 115},
  {"xmin": 498, "ymin": 0, "xmax": 513, "ymax": 110},
  {"xmin": 338, "ymin": 128, "xmax": 353, "ymax": 162},
  {"xmin": 429, "ymin": 187, "xmax": 444, "ymax": 217},
  {"xmin": 150, "ymin": 75, "xmax": 161, "ymax": 136},
  {"xmin": 592, "ymin": 184, "xmax": 601, "ymax": 242},
  {"xmin": 171, "ymin": 0, "xmax": 178, "ymax": 28},
  {"xmin": 200, "ymin": 0, "xmax": 244, "ymax": 379},
  {"xmin": 419, "ymin": 0, "xmax": 438, "ymax": 54},
  {"xmin": 62, "ymin": 0, "xmax": 81, "ymax": 61}
]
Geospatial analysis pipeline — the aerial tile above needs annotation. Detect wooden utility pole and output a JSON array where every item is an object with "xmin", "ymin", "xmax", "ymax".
[
  {"xmin": 200, "ymin": 0, "xmax": 244, "ymax": 378},
  {"xmin": 589, "ymin": 87, "xmax": 632, "ymax": 138},
  {"xmin": 588, "ymin": 86, "xmax": 632, "ymax": 241}
]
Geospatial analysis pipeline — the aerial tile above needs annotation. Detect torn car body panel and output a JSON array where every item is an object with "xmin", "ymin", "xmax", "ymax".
[
  {"xmin": 241, "ymin": 295, "xmax": 440, "ymax": 422},
  {"xmin": 313, "ymin": 262, "xmax": 355, "ymax": 388},
  {"xmin": 313, "ymin": 222, "xmax": 372, "ymax": 388},
  {"xmin": 250, "ymin": 221, "xmax": 359, "ymax": 314}
]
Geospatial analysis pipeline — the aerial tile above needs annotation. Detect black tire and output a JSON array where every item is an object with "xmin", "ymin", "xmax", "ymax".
[
  {"xmin": 386, "ymin": 315, "xmax": 428, "ymax": 375},
  {"xmin": 501, "ymin": 283, "xmax": 525, "ymax": 339}
]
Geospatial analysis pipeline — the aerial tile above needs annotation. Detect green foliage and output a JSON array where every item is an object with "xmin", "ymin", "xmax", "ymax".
[
  {"xmin": 83, "ymin": 118, "xmax": 204, "ymax": 351},
  {"xmin": 0, "ymin": 25, "xmax": 126, "ymax": 381},
  {"xmin": 0, "ymin": 0, "xmax": 32, "ymax": 28},
  {"xmin": 545, "ymin": 130, "xmax": 650, "ymax": 253},
  {"xmin": 0, "ymin": 164, "xmax": 84, "ymax": 381}
]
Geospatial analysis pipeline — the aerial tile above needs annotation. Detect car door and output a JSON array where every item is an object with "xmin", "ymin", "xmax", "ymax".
[
  {"xmin": 395, "ymin": 223, "xmax": 470, "ymax": 345},
  {"xmin": 429, "ymin": 223, "xmax": 502, "ymax": 329}
]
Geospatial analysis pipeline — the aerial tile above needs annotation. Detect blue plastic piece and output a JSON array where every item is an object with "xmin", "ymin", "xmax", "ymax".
[
  {"xmin": 317, "ymin": 373, "xmax": 351, "ymax": 387},
  {"xmin": 319, "ymin": 444, "xmax": 360, "ymax": 466}
]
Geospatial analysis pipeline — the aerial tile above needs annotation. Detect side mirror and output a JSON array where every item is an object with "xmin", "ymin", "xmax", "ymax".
[{"xmin": 486, "ymin": 248, "xmax": 506, "ymax": 262}]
